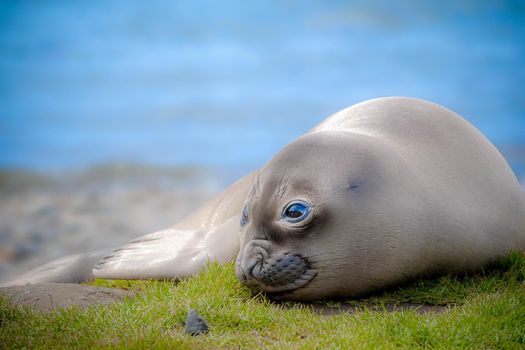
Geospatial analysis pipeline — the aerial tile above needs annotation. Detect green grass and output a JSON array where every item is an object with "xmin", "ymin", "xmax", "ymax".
[{"xmin": 1, "ymin": 252, "xmax": 524, "ymax": 349}]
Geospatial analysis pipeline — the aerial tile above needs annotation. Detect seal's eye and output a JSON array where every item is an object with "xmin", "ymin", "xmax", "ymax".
[
  {"xmin": 282, "ymin": 201, "xmax": 311, "ymax": 224},
  {"xmin": 240, "ymin": 204, "xmax": 249, "ymax": 227}
]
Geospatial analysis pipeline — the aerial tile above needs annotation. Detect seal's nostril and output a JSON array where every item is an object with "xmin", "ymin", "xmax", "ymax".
[{"xmin": 247, "ymin": 260, "xmax": 258, "ymax": 276}]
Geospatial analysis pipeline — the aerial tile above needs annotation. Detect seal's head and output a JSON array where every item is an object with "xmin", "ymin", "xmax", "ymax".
[{"xmin": 235, "ymin": 130, "xmax": 413, "ymax": 300}]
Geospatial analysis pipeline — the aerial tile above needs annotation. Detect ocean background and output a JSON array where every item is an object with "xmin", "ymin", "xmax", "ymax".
[{"xmin": 0, "ymin": 0, "xmax": 524, "ymax": 281}]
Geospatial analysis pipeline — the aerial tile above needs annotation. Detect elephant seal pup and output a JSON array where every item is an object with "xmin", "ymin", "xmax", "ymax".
[
  {"xmin": 5, "ymin": 98, "xmax": 525, "ymax": 301},
  {"xmin": 235, "ymin": 97, "xmax": 525, "ymax": 300}
]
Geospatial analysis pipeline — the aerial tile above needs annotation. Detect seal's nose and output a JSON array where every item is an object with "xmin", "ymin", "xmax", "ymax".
[{"xmin": 235, "ymin": 239, "xmax": 272, "ymax": 282}]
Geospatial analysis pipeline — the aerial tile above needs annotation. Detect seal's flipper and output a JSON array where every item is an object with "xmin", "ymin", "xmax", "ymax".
[
  {"xmin": 1, "ymin": 251, "xmax": 108, "ymax": 287},
  {"xmin": 93, "ymin": 173, "xmax": 255, "ymax": 281},
  {"xmin": 93, "ymin": 215, "xmax": 241, "ymax": 280}
]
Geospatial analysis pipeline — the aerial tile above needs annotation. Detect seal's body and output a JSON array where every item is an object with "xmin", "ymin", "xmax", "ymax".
[
  {"xmin": 236, "ymin": 97, "xmax": 525, "ymax": 299},
  {"xmin": 6, "ymin": 98, "xmax": 525, "ymax": 300}
]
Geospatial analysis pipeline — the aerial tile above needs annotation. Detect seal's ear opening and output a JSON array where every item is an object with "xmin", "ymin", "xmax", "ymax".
[
  {"xmin": 92, "ymin": 216, "xmax": 241, "ymax": 280},
  {"xmin": 348, "ymin": 182, "xmax": 360, "ymax": 190}
]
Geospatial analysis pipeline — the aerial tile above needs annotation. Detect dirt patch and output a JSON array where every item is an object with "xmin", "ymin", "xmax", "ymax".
[
  {"xmin": 306, "ymin": 302, "xmax": 451, "ymax": 315},
  {"xmin": 0, "ymin": 282, "xmax": 133, "ymax": 312}
]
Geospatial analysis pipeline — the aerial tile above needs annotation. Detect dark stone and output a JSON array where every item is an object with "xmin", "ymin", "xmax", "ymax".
[{"xmin": 184, "ymin": 309, "xmax": 209, "ymax": 335}]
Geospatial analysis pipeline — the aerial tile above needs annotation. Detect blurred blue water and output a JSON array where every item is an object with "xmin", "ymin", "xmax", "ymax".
[{"xmin": 1, "ymin": 0, "xmax": 524, "ymax": 181}]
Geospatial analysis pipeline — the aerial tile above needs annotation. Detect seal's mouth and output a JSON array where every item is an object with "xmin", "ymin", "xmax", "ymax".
[{"xmin": 236, "ymin": 251, "xmax": 317, "ymax": 294}]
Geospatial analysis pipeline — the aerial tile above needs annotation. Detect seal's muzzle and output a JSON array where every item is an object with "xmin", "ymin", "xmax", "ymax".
[{"xmin": 236, "ymin": 240, "xmax": 316, "ymax": 293}]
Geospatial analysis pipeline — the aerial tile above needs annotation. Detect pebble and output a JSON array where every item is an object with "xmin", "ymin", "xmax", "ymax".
[{"xmin": 184, "ymin": 309, "xmax": 209, "ymax": 335}]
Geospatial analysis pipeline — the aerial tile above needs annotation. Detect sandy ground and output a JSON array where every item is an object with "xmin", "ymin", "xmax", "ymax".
[
  {"xmin": 0, "ymin": 166, "xmax": 219, "ymax": 284},
  {"xmin": 0, "ymin": 283, "xmax": 133, "ymax": 312}
]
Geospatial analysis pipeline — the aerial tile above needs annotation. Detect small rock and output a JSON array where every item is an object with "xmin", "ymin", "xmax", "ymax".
[{"xmin": 184, "ymin": 309, "xmax": 209, "ymax": 335}]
